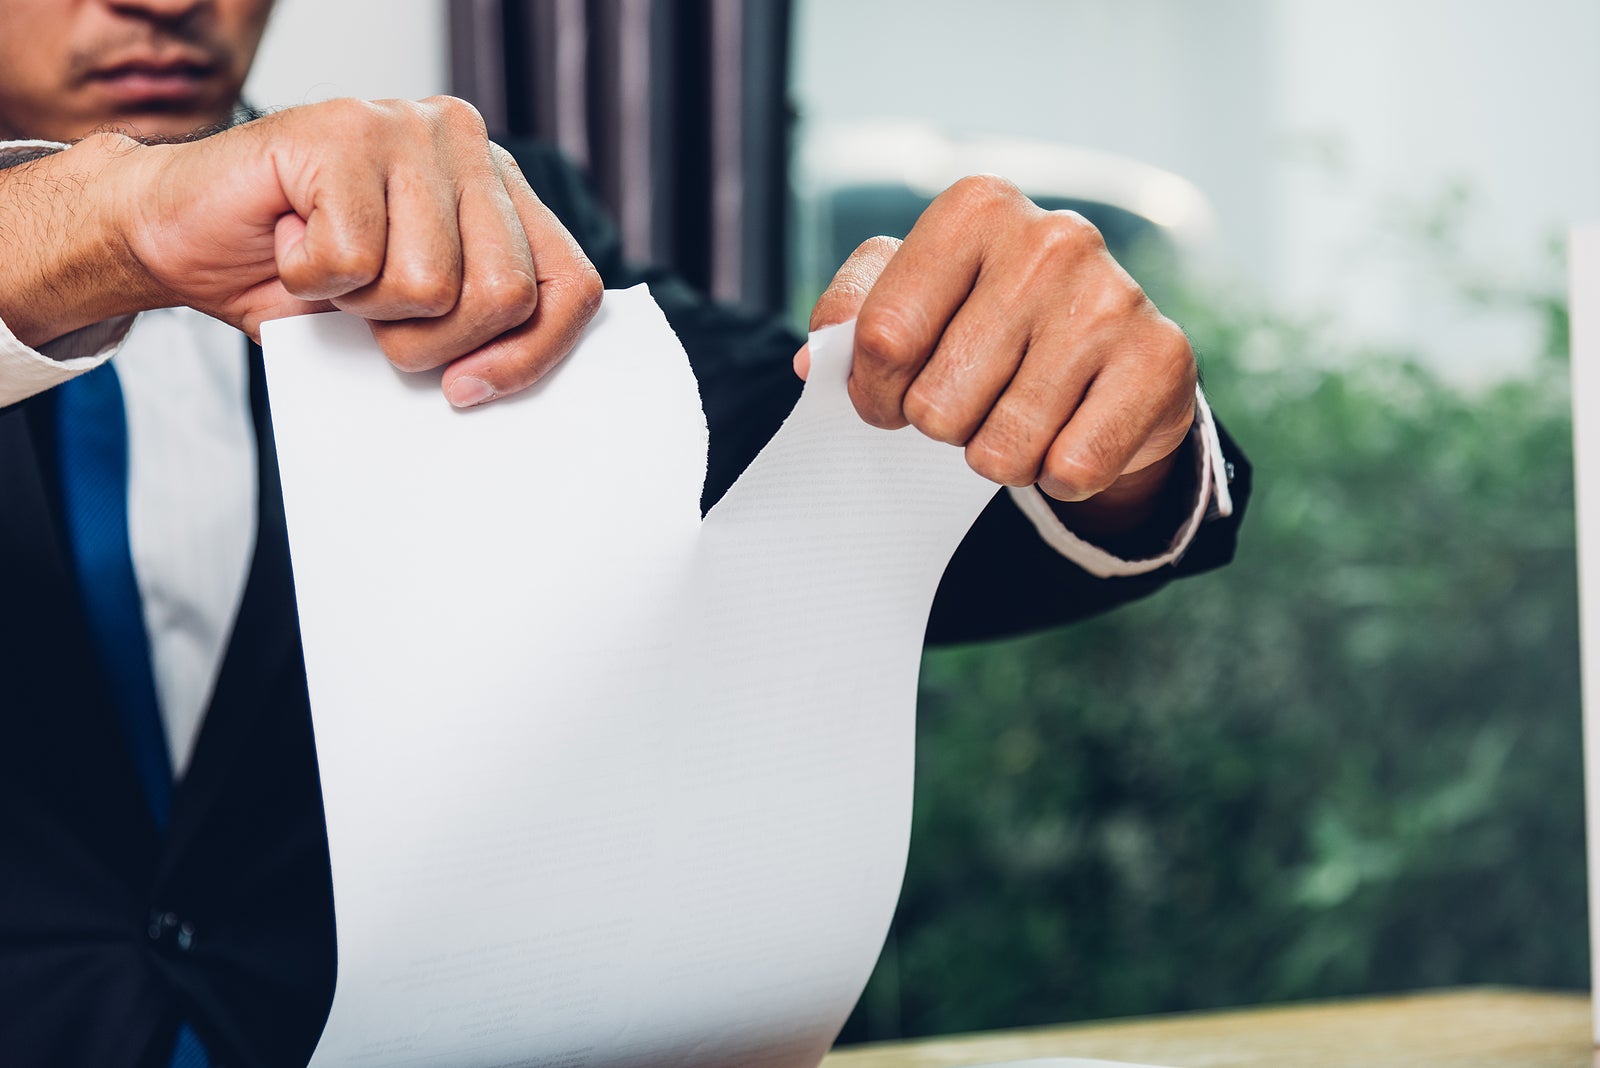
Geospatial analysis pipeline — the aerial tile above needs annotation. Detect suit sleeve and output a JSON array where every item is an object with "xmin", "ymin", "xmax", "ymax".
[{"xmin": 505, "ymin": 140, "xmax": 1252, "ymax": 645}]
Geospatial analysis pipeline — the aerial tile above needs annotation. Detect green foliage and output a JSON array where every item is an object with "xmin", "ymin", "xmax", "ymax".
[{"xmin": 839, "ymin": 275, "xmax": 1587, "ymax": 1042}]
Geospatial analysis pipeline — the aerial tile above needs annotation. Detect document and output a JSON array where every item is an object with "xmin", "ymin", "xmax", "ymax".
[{"xmin": 263, "ymin": 286, "xmax": 1004, "ymax": 1068}]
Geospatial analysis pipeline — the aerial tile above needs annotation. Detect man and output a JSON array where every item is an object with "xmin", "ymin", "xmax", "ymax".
[{"xmin": 0, "ymin": 1, "xmax": 1248, "ymax": 1066}]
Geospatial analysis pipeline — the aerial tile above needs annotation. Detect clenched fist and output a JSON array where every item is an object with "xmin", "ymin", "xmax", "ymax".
[
  {"xmin": 801, "ymin": 174, "xmax": 1198, "ymax": 534},
  {"xmin": 3, "ymin": 96, "xmax": 602, "ymax": 408}
]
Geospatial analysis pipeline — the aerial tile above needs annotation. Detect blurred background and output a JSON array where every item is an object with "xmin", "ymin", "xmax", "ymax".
[{"xmin": 250, "ymin": 0, "xmax": 1598, "ymax": 1045}]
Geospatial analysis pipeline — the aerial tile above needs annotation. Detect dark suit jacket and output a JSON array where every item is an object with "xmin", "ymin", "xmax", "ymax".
[{"xmin": 0, "ymin": 141, "xmax": 1251, "ymax": 1068}]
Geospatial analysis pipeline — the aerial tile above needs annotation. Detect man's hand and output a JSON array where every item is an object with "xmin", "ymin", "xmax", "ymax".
[
  {"xmin": 3, "ymin": 96, "xmax": 601, "ymax": 407},
  {"xmin": 801, "ymin": 174, "xmax": 1197, "ymax": 537}
]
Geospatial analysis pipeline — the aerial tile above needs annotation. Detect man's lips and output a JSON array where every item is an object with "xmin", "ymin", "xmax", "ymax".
[{"xmin": 85, "ymin": 58, "xmax": 220, "ymax": 106}]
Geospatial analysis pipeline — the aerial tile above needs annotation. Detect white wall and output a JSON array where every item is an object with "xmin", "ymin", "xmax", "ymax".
[
  {"xmin": 1271, "ymin": 0, "xmax": 1600, "ymax": 373},
  {"xmin": 794, "ymin": 0, "xmax": 1600, "ymax": 376},
  {"xmin": 245, "ymin": 0, "xmax": 449, "ymax": 111}
]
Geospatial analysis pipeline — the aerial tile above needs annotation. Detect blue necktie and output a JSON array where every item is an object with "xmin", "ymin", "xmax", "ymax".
[{"xmin": 55, "ymin": 362, "xmax": 210, "ymax": 1068}]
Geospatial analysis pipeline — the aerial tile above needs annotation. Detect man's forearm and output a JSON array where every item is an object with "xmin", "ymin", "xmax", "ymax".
[{"xmin": 0, "ymin": 135, "xmax": 158, "ymax": 348}]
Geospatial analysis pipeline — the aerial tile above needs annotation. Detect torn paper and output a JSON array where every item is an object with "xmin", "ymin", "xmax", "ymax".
[{"xmin": 262, "ymin": 286, "xmax": 999, "ymax": 1068}]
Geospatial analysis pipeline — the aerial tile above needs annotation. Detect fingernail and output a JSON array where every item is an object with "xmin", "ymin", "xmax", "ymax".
[{"xmin": 448, "ymin": 377, "xmax": 496, "ymax": 408}]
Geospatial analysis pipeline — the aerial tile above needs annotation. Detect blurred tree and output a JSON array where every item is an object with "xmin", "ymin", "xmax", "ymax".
[{"xmin": 839, "ymin": 265, "xmax": 1586, "ymax": 1042}]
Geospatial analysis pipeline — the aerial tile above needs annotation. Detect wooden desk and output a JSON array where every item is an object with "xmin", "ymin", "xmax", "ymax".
[{"xmin": 820, "ymin": 988, "xmax": 1591, "ymax": 1068}]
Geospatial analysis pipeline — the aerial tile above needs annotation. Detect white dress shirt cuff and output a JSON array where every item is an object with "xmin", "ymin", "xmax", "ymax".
[
  {"xmin": 0, "ymin": 138, "xmax": 68, "ymax": 164},
  {"xmin": 0, "ymin": 313, "xmax": 136, "ymax": 408},
  {"xmin": 1005, "ymin": 384, "xmax": 1233, "ymax": 579}
]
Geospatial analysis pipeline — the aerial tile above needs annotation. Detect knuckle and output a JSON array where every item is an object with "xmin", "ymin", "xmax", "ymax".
[
  {"xmin": 964, "ymin": 408, "xmax": 1041, "ymax": 486},
  {"xmin": 846, "ymin": 377, "xmax": 906, "ymax": 431},
  {"xmin": 1105, "ymin": 307, "xmax": 1194, "ymax": 385},
  {"xmin": 902, "ymin": 381, "xmax": 969, "ymax": 445},
  {"xmin": 1082, "ymin": 272, "xmax": 1150, "ymax": 327},
  {"xmin": 323, "ymin": 244, "xmax": 384, "ymax": 289},
  {"xmin": 371, "ymin": 328, "xmax": 436, "ymax": 373},
  {"xmin": 392, "ymin": 272, "xmax": 458, "ymax": 317},
  {"xmin": 965, "ymin": 436, "xmax": 1038, "ymax": 487},
  {"xmin": 1135, "ymin": 320, "xmax": 1199, "ymax": 401},
  {"xmin": 427, "ymin": 95, "xmax": 488, "ymax": 137},
  {"xmin": 850, "ymin": 234, "xmax": 902, "ymax": 262},
  {"xmin": 1044, "ymin": 447, "xmax": 1118, "ymax": 499},
  {"xmin": 1034, "ymin": 210, "xmax": 1106, "ymax": 263},
  {"xmin": 489, "ymin": 141, "xmax": 522, "ymax": 178},
  {"xmin": 1154, "ymin": 317, "xmax": 1197, "ymax": 375},
  {"xmin": 315, "ymin": 96, "xmax": 357, "ymax": 120},
  {"xmin": 479, "ymin": 268, "xmax": 538, "ymax": 317},
  {"xmin": 1119, "ymin": 280, "xmax": 1152, "ymax": 317},
  {"xmin": 325, "ymin": 96, "xmax": 382, "ymax": 133},
  {"xmin": 389, "ymin": 350, "xmax": 437, "ymax": 374},
  {"xmin": 853, "ymin": 305, "xmax": 922, "ymax": 373},
  {"xmin": 946, "ymin": 173, "xmax": 1019, "ymax": 215}
]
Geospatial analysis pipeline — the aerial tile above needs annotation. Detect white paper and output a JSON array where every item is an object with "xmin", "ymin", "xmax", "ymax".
[
  {"xmin": 1568, "ymin": 223, "xmax": 1600, "ymax": 1047},
  {"xmin": 262, "ymin": 286, "xmax": 1001, "ymax": 1068}
]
